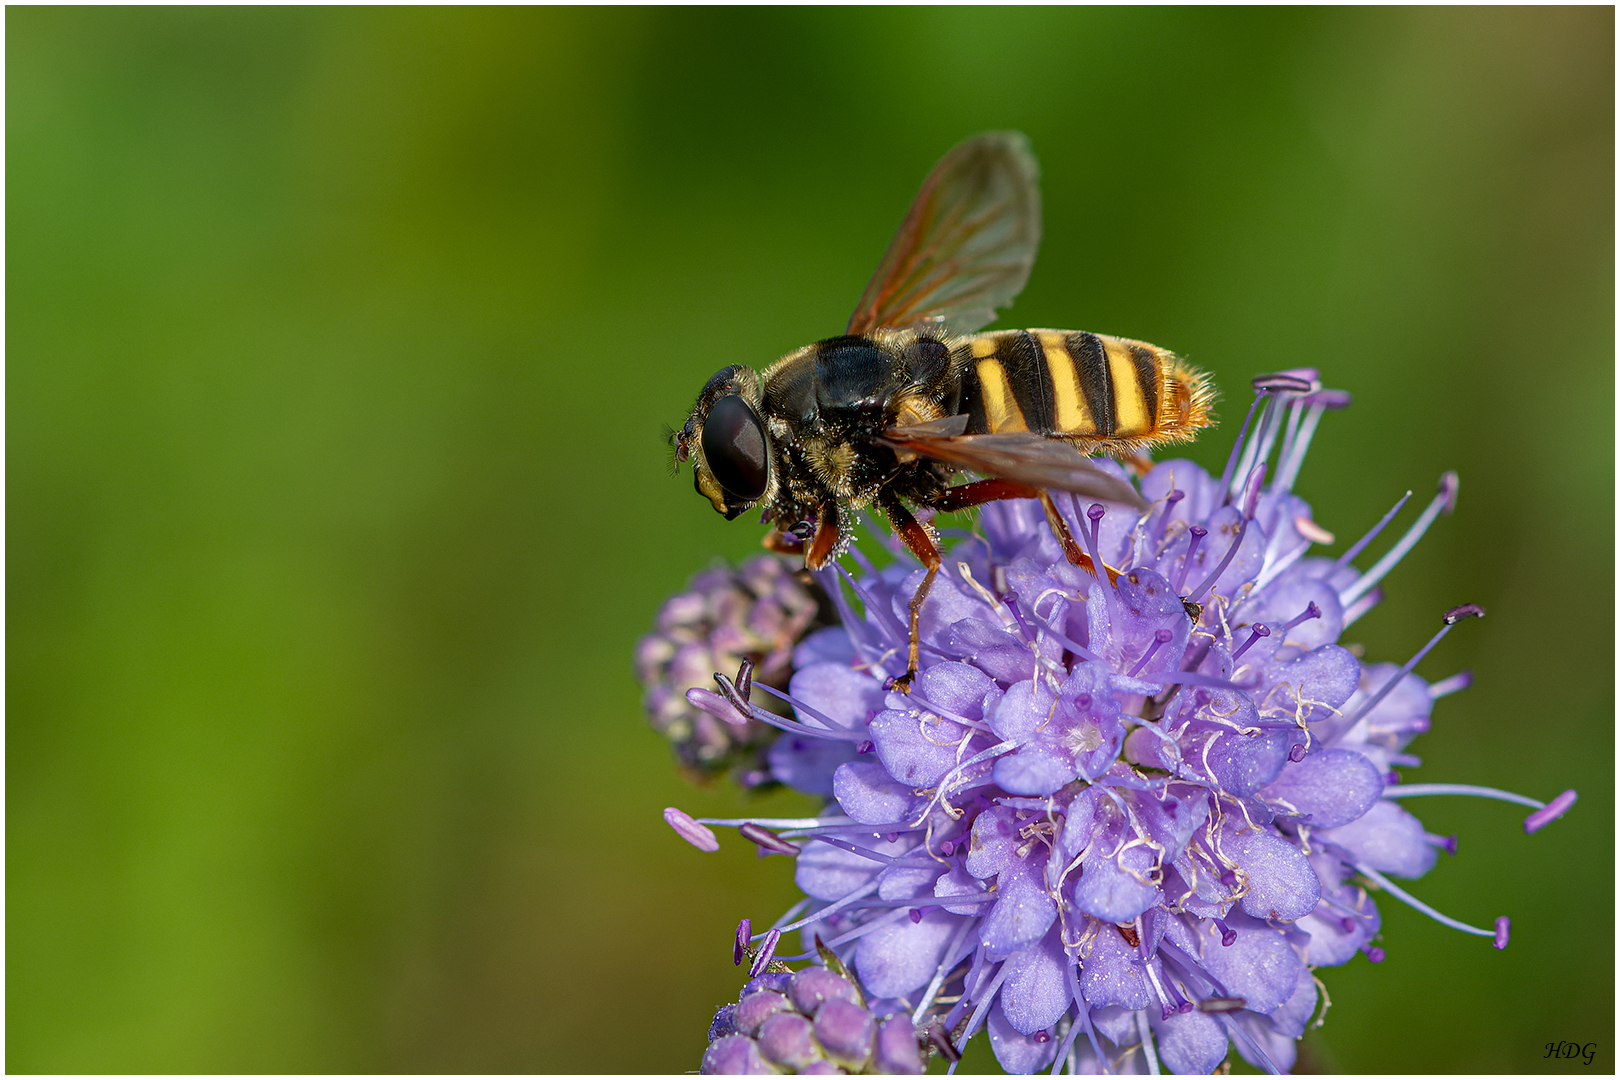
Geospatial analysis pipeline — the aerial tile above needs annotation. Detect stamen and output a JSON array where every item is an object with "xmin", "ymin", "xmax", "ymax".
[
  {"xmin": 1356, "ymin": 863, "xmax": 1504, "ymax": 944},
  {"xmin": 1281, "ymin": 601, "xmax": 1322, "ymax": 635},
  {"xmin": 749, "ymin": 927, "xmax": 782, "ymax": 976},
  {"xmin": 1231, "ymin": 623, "xmax": 1271, "ymax": 660},
  {"xmin": 1159, "ymin": 489, "xmax": 1186, "ymax": 542},
  {"xmin": 751, "ymin": 679, "xmax": 860, "ymax": 734},
  {"xmin": 1523, "ymin": 790, "xmax": 1579, "ymax": 833},
  {"xmin": 741, "ymin": 822, "xmax": 802, "ymax": 856},
  {"xmin": 1333, "ymin": 491, "xmax": 1413, "ymax": 572},
  {"xmin": 1294, "ymin": 515, "xmax": 1335, "ymax": 545},
  {"xmin": 664, "ymin": 807, "xmax": 720, "ymax": 852},
  {"xmin": 1288, "ymin": 742, "xmax": 1306, "ymax": 762},
  {"xmin": 1216, "ymin": 392, "xmax": 1267, "ymax": 503},
  {"xmin": 1274, "ymin": 401, "xmax": 1326, "ymax": 493},
  {"xmin": 1135, "ymin": 1009, "xmax": 1162, "ymax": 1075},
  {"xmin": 1213, "ymin": 919, "xmax": 1237, "ymax": 947},
  {"xmin": 1494, "ymin": 916, "xmax": 1511, "ymax": 950},
  {"xmin": 1186, "ymin": 464, "xmax": 1266, "ymax": 605},
  {"xmin": 1341, "ymin": 585, "xmax": 1383, "ymax": 629},
  {"xmin": 1343, "ymin": 605, "xmax": 1483, "ymax": 728},
  {"xmin": 1428, "ymin": 671, "xmax": 1473, "ymax": 698},
  {"xmin": 1175, "ymin": 526, "xmax": 1207, "ymax": 592},
  {"xmin": 926, "ymin": 1023, "xmax": 961, "ymax": 1064},
  {"xmin": 688, "ymin": 686, "xmax": 751, "ymax": 728},
  {"xmin": 1033, "ymin": 1029, "xmax": 1051, "ymax": 1043},
  {"xmin": 1198, "ymin": 997, "xmax": 1247, "ymax": 1013},
  {"xmin": 1129, "ymin": 629, "xmax": 1175, "ymax": 677},
  {"xmin": 1085, "ymin": 502, "xmax": 1106, "ymax": 555},
  {"xmin": 734, "ymin": 918, "xmax": 752, "ymax": 965},
  {"xmin": 1340, "ymin": 472, "xmax": 1459, "ymax": 608},
  {"xmin": 1364, "ymin": 945, "xmax": 1386, "ymax": 963},
  {"xmin": 1425, "ymin": 833, "xmax": 1459, "ymax": 856}
]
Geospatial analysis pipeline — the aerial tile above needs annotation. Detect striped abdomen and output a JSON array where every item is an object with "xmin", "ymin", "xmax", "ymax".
[{"xmin": 957, "ymin": 329, "xmax": 1214, "ymax": 451}]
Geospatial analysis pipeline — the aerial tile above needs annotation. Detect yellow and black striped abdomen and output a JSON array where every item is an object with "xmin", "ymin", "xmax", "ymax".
[{"xmin": 958, "ymin": 329, "xmax": 1213, "ymax": 451}]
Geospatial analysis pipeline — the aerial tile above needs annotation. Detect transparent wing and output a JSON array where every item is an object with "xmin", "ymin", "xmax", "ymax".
[
  {"xmin": 846, "ymin": 132, "xmax": 1042, "ymax": 337},
  {"xmin": 879, "ymin": 427, "xmax": 1147, "ymax": 509}
]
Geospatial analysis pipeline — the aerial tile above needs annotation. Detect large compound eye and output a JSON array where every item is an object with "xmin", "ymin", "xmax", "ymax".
[{"xmin": 700, "ymin": 394, "xmax": 769, "ymax": 500}]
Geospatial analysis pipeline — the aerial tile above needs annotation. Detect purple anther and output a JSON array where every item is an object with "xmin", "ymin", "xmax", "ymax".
[
  {"xmin": 1214, "ymin": 919, "xmax": 1237, "ymax": 947},
  {"xmin": 1366, "ymin": 946, "xmax": 1385, "ymax": 963},
  {"xmin": 1438, "ymin": 470, "xmax": 1460, "ymax": 515},
  {"xmin": 909, "ymin": 908, "xmax": 923, "ymax": 923},
  {"xmin": 734, "ymin": 918, "xmax": 752, "ymax": 966},
  {"xmin": 715, "ymin": 671, "xmax": 752, "ymax": 715},
  {"xmin": 1427, "ymin": 833, "xmax": 1459, "ymax": 857},
  {"xmin": 856, "ymin": 740, "xmax": 875, "ymax": 754},
  {"xmin": 687, "ymin": 686, "xmax": 752, "ymax": 728},
  {"xmin": 1175, "ymin": 525, "xmax": 1208, "ymax": 592},
  {"xmin": 1288, "ymin": 742, "xmax": 1307, "ymax": 763},
  {"xmin": 884, "ymin": 832, "xmax": 900, "ymax": 844},
  {"xmin": 1304, "ymin": 388, "xmax": 1353, "ymax": 410},
  {"xmin": 1443, "ymin": 603, "xmax": 1485, "ymax": 625},
  {"xmin": 741, "ymin": 822, "xmax": 802, "ymax": 856},
  {"xmin": 1341, "ymin": 917, "xmax": 1357, "ymax": 934},
  {"xmin": 1385, "ymin": 771, "xmax": 1401, "ymax": 786},
  {"xmin": 1493, "ymin": 916, "xmax": 1511, "ymax": 949},
  {"xmin": 1252, "ymin": 372, "xmax": 1315, "ymax": 394},
  {"xmin": 1231, "ymin": 622, "xmax": 1271, "ymax": 660},
  {"xmin": 1128, "ymin": 628, "xmax": 1175, "ymax": 677},
  {"xmin": 1524, "ymin": 789, "xmax": 1578, "ymax": 833},
  {"xmin": 1033, "ymin": 1030, "xmax": 1051, "ymax": 1044},
  {"xmin": 1085, "ymin": 502, "xmax": 1106, "ymax": 556},
  {"xmin": 735, "ymin": 657, "xmax": 754, "ymax": 703},
  {"xmin": 664, "ymin": 807, "xmax": 721, "ymax": 852},
  {"xmin": 1159, "ymin": 489, "xmax": 1186, "ymax": 541},
  {"xmin": 940, "ymin": 840, "xmax": 956, "ymax": 857},
  {"xmin": 1198, "ymin": 997, "xmax": 1247, "ymax": 1014},
  {"xmin": 749, "ymin": 927, "xmax": 782, "ymax": 977},
  {"xmin": 1281, "ymin": 601, "xmax": 1322, "ymax": 634}
]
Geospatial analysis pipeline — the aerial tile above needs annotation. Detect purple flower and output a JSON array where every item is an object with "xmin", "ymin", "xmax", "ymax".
[
  {"xmin": 670, "ymin": 373, "xmax": 1576, "ymax": 1074},
  {"xmin": 637, "ymin": 555, "xmax": 827, "ymax": 783}
]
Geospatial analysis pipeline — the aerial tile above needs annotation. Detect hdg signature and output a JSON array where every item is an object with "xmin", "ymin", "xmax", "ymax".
[{"xmin": 1545, "ymin": 1041, "xmax": 1597, "ymax": 1065}]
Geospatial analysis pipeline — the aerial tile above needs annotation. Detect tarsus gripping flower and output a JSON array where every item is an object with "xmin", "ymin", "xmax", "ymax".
[{"xmin": 653, "ymin": 371, "xmax": 1576, "ymax": 1074}]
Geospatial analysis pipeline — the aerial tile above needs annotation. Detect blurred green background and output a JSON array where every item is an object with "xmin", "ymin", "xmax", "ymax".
[{"xmin": 8, "ymin": 7, "xmax": 1612, "ymax": 1074}]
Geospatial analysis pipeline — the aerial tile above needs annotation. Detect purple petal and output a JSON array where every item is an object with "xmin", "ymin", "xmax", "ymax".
[
  {"xmin": 989, "ymin": 678, "xmax": 1058, "ymax": 742},
  {"xmin": 795, "ymin": 838, "xmax": 883, "ymax": 901},
  {"xmin": 948, "ymin": 618, "xmax": 1036, "ymax": 682},
  {"xmin": 833, "ymin": 761, "xmax": 918, "ymax": 825},
  {"xmin": 1078, "ymin": 922, "xmax": 1152, "ymax": 1010},
  {"xmin": 769, "ymin": 735, "xmax": 859, "ymax": 796},
  {"xmin": 791, "ymin": 661, "xmax": 886, "ymax": 729},
  {"xmin": 981, "ymin": 850, "xmax": 1058, "ymax": 952},
  {"xmin": 1090, "ymin": 1003, "xmax": 1137, "ymax": 1045},
  {"xmin": 987, "ymin": 997, "xmax": 1060, "ymax": 1074},
  {"xmin": 1318, "ymin": 799, "xmax": 1436, "ymax": 878},
  {"xmin": 854, "ymin": 908, "xmax": 965, "ymax": 999},
  {"xmin": 1227, "ymin": 828, "xmax": 1320, "ymax": 922},
  {"xmin": 1073, "ymin": 834, "xmax": 1163, "ymax": 923},
  {"xmin": 1199, "ymin": 922, "xmax": 1305, "ymax": 1015},
  {"xmin": 1149, "ymin": 1005, "xmax": 1229, "ymax": 1075},
  {"xmin": 1261, "ymin": 748, "xmax": 1384, "ymax": 828},
  {"xmin": 964, "ymin": 805, "xmax": 1023, "ymax": 879},
  {"xmin": 877, "ymin": 860, "xmax": 945, "ymax": 902},
  {"xmin": 1265, "ymin": 645, "xmax": 1362, "ymax": 723},
  {"xmin": 870, "ymin": 708, "xmax": 968, "ymax": 789},
  {"xmin": 934, "ymin": 862, "xmax": 994, "ymax": 915},
  {"xmin": 1265, "ymin": 967, "xmax": 1319, "ymax": 1038},
  {"xmin": 916, "ymin": 661, "xmax": 997, "ymax": 719},
  {"xmin": 1201, "ymin": 724, "xmax": 1290, "ymax": 797},
  {"xmin": 993, "ymin": 740, "xmax": 1078, "ymax": 797},
  {"xmin": 794, "ymin": 625, "xmax": 857, "ymax": 669},
  {"xmin": 1000, "ymin": 933, "xmax": 1073, "ymax": 1034}
]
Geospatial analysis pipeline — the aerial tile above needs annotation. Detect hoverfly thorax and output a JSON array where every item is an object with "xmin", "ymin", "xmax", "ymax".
[{"xmin": 679, "ymin": 365, "xmax": 774, "ymax": 520}]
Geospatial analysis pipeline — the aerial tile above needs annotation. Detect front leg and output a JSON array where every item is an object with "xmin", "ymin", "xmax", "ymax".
[
  {"xmin": 878, "ymin": 491, "xmax": 942, "ymax": 694},
  {"xmin": 932, "ymin": 479, "xmax": 1119, "ymax": 585}
]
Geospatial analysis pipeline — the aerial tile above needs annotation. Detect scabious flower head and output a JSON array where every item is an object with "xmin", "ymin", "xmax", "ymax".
[
  {"xmin": 663, "ymin": 372, "xmax": 1576, "ymax": 1074},
  {"xmin": 637, "ymin": 555, "xmax": 826, "ymax": 784}
]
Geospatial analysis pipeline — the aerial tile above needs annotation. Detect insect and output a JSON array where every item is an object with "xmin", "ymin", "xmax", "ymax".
[{"xmin": 672, "ymin": 132, "xmax": 1214, "ymax": 690}]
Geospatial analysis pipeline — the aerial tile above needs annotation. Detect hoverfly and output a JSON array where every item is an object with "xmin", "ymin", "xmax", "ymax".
[{"xmin": 673, "ymin": 132, "xmax": 1214, "ymax": 690}]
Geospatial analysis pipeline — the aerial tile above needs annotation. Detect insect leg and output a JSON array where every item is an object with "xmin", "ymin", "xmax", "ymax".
[
  {"xmin": 762, "ymin": 528, "xmax": 806, "ymax": 556},
  {"xmin": 805, "ymin": 502, "xmax": 842, "ymax": 570},
  {"xmin": 931, "ymin": 479, "xmax": 1115, "ymax": 583},
  {"xmin": 878, "ymin": 491, "xmax": 942, "ymax": 694}
]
